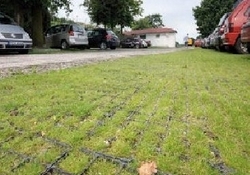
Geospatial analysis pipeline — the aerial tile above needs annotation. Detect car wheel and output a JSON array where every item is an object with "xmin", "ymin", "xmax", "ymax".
[
  {"xmin": 100, "ymin": 42, "xmax": 107, "ymax": 50},
  {"xmin": 18, "ymin": 50, "xmax": 29, "ymax": 54},
  {"xmin": 135, "ymin": 44, "xmax": 139, "ymax": 49},
  {"xmin": 61, "ymin": 40, "xmax": 69, "ymax": 50},
  {"xmin": 247, "ymin": 43, "xmax": 250, "ymax": 53},
  {"xmin": 218, "ymin": 46, "xmax": 226, "ymax": 52},
  {"xmin": 234, "ymin": 37, "xmax": 248, "ymax": 54}
]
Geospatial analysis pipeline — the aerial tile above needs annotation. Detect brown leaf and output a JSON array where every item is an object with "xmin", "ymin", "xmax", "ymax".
[{"xmin": 137, "ymin": 161, "xmax": 157, "ymax": 175}]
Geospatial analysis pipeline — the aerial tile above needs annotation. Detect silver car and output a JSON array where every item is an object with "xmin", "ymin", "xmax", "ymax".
[
  {"xmin": 45, "ymin": 23, "xmax": 88, "ymax": 49},
  {"xmin": 0, "ymin": 12, "xmax": 32, "ymax": 54}
]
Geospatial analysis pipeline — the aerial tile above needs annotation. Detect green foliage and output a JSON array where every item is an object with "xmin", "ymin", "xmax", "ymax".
[
  {"xmin": 82, "ymin": 0, "xmax": 143, "ymax": 30},
  {"xmin": 132, "ymin": 13, "xmax": 164, "ymax": 30},
  {"xmin": 132, "ymin": 17, "xmax": 151, "ymax": 30},
  {"xmin": 193, "ymin": 0, "xmax": 234, "ymax": 37}
]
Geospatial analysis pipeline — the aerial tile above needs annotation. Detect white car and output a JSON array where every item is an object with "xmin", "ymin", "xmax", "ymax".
[
  {"xmin": 45, "ymin": 23, "xmax": 89, "ymax": 50},
  {"xmin": 0, "ymin": 12, "xmax": 32, "ymax": 54}
]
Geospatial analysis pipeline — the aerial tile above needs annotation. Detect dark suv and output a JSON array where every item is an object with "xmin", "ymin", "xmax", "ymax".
[{"xmin": 87, "ymin": 28, "xmax": 120, "ymax": 50}]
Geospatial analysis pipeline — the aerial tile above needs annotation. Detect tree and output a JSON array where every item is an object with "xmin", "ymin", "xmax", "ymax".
[
  {"xmin": 132, "ymin": 17, "xmax": 151, "ymax": 30},
  {"xmin": 82, "ymin": 0, "xmax": 143, "ymax": 31},
  {"xmin": 132, "ymin": 13, "xmax": 164, "ymax": 30},
  {"xmin": 1, "ymin": 0, "xmax": 72, "ymax": 47},
  {"xmin": 145, "ymin": 14, "xmax": 164, "ymax": 28},
  {"xmin": 193, "ymin": 0, "xmax": 234, "ymax": 37}
]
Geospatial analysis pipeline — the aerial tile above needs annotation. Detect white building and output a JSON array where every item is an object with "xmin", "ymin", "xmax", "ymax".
[{"xmin": 124, "ymin": 27, "xmax": 177, "ymax": 48}]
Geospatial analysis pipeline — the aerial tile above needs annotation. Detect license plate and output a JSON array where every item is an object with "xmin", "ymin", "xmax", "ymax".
[{"xmin": 8, "ymin": 42, "xmax": 23, "ymax": 45}]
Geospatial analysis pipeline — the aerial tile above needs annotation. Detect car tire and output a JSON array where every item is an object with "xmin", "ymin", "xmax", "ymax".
[
  {"xmin": 100, "ymin": 42, "xmax": 107, "ymax": 50},
  {"xmin": 234, "ymin": 37, "xmax": 248, "ymax": 54},
  {"xmin": 218, "ymin": 46, "xmax": 226, "ymax": 52},
  {"xmin": 61, "ymin": 40, "xmax": 69, "ymax": 50},
  {"xmin": 18, "ymin": 50, "xmax": 29, "ymax": 54},
  {"xmin": 135, "ymin": 44, "xmax": 139, "ymax": 49},
  {"xmin": 247, "ymin": 43, "xmax": 250, "ymax": 53}
]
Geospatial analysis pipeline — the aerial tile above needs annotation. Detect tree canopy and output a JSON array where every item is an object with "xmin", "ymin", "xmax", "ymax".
[
  {"xmin": 193, "ymin": 0, "xmax": 234, "ymax": 37},
  {"xmin": 82, "ymin": 0, "xmax": 143, "ymax": 30},
  {"xmin": 132, "ymin": 13, "xmax": 164, "ymax": 30}
]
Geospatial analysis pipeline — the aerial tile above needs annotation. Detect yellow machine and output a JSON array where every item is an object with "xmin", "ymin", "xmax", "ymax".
[{"xmin": 188, "ymin": 38, "xmax": 194, "ymax": 46}]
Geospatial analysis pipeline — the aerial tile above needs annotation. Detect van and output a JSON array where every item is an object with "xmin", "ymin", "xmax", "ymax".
[
  {"xmin": 221, "ymin": 0, "xmax": 250, "ymax": 53},
  {"xmin": 0, "ymin": 12, "xmax": 32, "ymax": 54},
  {"xmin": 45, "ymin": 23, "xmax": 88, "ymax": 49}
]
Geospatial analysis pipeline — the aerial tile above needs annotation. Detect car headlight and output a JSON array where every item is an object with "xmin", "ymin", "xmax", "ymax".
[
  {"xmin": 0, "ymin": 33, "xmax": 4, "ymax": 39},
  {"xmin": 23, "ymin": 32, "xmax": 31, "ymax": 39}
]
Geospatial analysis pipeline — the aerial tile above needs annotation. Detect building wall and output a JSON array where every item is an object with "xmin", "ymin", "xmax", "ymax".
[{"xmin": 145, "ymin": 33, "xmax": 176, "ymax": 47}]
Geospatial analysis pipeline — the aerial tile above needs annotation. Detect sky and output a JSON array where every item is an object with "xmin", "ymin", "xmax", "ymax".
[{"xmin": 58, "ymin": 0, "xmax": 202, "ymax": 43}]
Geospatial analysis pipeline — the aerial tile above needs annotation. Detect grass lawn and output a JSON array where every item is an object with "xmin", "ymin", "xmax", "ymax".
[{"xmin": 0, "ymin": 49, "xmax": 249, "ymax": 175}]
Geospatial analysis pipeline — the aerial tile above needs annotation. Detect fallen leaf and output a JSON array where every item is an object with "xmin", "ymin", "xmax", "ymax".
[{"xmin": 137, "ymin": 161, "xmax": 157, "ymax": 175}]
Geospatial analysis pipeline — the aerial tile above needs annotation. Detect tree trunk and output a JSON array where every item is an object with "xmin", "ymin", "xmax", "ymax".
[
  {"xmin": 32, "ymin": 5, "xmax": 44, "ymax": 47},
  {"xmin": 13, "ymin": 2, "xmax": 24, "ymax": 26}
]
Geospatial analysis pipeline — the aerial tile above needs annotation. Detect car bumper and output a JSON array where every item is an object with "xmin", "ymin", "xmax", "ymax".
[
  {"xmin": 109, "ymin": 41, "xmax": 119, "ymax": 47},
  {"xmin": 221, "ymin": 32, "xmax": 238, "ymax": 46},
  {"xmin": 0, "ymin": 39, "xmax": 32, "ymax": 50},
  {"xmin": 241, "ymin": 24, "xmax": 250, "ymax": 43}
]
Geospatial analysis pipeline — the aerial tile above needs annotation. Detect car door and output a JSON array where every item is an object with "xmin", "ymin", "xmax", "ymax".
[
  {"xmin": 45, "ymin": 27, "xmax": 54, "ymax": 48},
  {"xmin": 88, "ymin": 30, "xmax": 101, "ymax": 48},
  {"xmin": 72, "ymin": 24, "xmax": 88, "ymax": 45}
]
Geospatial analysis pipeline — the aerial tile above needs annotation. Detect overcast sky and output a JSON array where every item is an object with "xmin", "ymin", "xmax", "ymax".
[{"xmin": 58, "ymin": 0, "xmax": 202, "ymax": 43}]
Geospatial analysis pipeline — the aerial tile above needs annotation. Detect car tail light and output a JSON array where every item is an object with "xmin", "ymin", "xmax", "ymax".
[
  {"xmin": 229, "ymin": 22, "xmax": 234, "ymax": 32},
  {"xmin": 219, "ymin": 25, "xmax": 225, "ymax": 35},
  {"xmin": 106, "ymin": 34, "xmax": 111, "ymax": 41},
  {"xmin": 69, "ymin": 30, "xmax": 74, "ymax": 36}
]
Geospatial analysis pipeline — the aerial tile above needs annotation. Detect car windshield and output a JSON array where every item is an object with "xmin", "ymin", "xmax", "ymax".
[
  {"xmin": 107, "ymin": 31, "xmax": 116, "ymax": 36},
  {"xmin": 0, "ymin": 13, "xmax": 16, "ymax": 25},
  {"xmin": 218, "ymin": 13, "xmax": 230, "ymax": 26}
]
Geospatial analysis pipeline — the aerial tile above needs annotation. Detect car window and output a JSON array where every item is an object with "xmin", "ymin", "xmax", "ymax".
[
  {"xmin": 73, "ymin": 24, "xmax": 84, "ymax": 33},
  {"xmin": 93, "ymin": 30, "xmax": 100, "ymax": 36},
  {"xmin": 60, "ymin": 25, "xmax": 67, "ymax": 32},
  {"xmin": 54, "ymin": 25, "xmax": 62, "ymax": 34},
  {"xmin": 46, "ymin": 26, "xmax": 55, "ymax": 35},
  {"xmin": 87, "ymin": 31, "xmax": 93, "ymax": 37},
  {"xmin": 107, "ymin": 31, "xmax": 115, "ymax": 35},
  {"xmin": 0, "ymin": 13, "xmax": 16, "ymax": 25}
]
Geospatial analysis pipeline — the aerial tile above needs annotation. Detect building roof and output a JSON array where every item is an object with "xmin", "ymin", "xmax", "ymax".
[{"xmin": 124, "ymin": 27, "xmax": 177, "ymax": 35}]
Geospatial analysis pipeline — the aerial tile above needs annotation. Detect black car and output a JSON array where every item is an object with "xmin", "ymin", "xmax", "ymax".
[
  {"xmin": 87, "ymin": 28, "xmax": 120, "ymax": 50},
  {"xmin": 120, "ymin": 38, "xmax": 148, "ymax": 48}
]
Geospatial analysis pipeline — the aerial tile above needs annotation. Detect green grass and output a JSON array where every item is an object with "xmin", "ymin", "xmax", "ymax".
[{"xmin": 0, "ymin": 49, "xmax": 249, "ymax": 174}]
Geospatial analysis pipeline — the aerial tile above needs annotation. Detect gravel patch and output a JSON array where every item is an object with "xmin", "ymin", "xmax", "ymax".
[{"xmin": 0, "ymin": 48, "xmax": 188, "ymax": 79}]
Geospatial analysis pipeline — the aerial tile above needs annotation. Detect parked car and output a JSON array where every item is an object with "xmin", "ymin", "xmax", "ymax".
[
  {"xmin": 45, "ymin": 23, "xmax": 88, "ymax": 50},
  {"xmin": 221, "ymin": 0, "xmax": 250, "ymax": 53},
  {"xmin": 194, "ymin": 38, "xmax": 203, "ymax": 47},
  {"xmin": 0, "ymin": 12, "xmax": 32, "ymax": 54},
  {"xmin": 121, "ymin": 37, "xmax": 148, "ymax": 49},
  {"xmin": 214, "ymin": 12, "xmax": 231, "ymax": 51},
  {"xmin": 87, "ymin": 28, "xmax": 120, "ymax": 50},
  {"xmin": 241, "ymin": 12, "xmax": 250, "ymax": 53},
  {"xmin": 145, "ymin": 40, "xmax": 151, "ymax": 47}
]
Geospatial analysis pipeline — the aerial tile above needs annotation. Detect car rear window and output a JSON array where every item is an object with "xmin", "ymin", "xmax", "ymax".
[
  {"xmin": 0, "ymin": 13, "xmax": 16, "ymax": 25},
  {"xmin": 72, "ymin": 24, "xmax": 84, "ymax": 33}
]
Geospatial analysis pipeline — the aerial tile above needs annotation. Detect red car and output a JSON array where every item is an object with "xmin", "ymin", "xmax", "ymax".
[
  {"xmin": 194, "ymin": 39, "xmax": 202, "ymax": 47},
  {"xmin": 221, "ymin": 0, "xmax": 250, "ymax": 53},
  {"xmin": 241, "ymin": 13, "xmax": 250, "ymax": 53}
]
